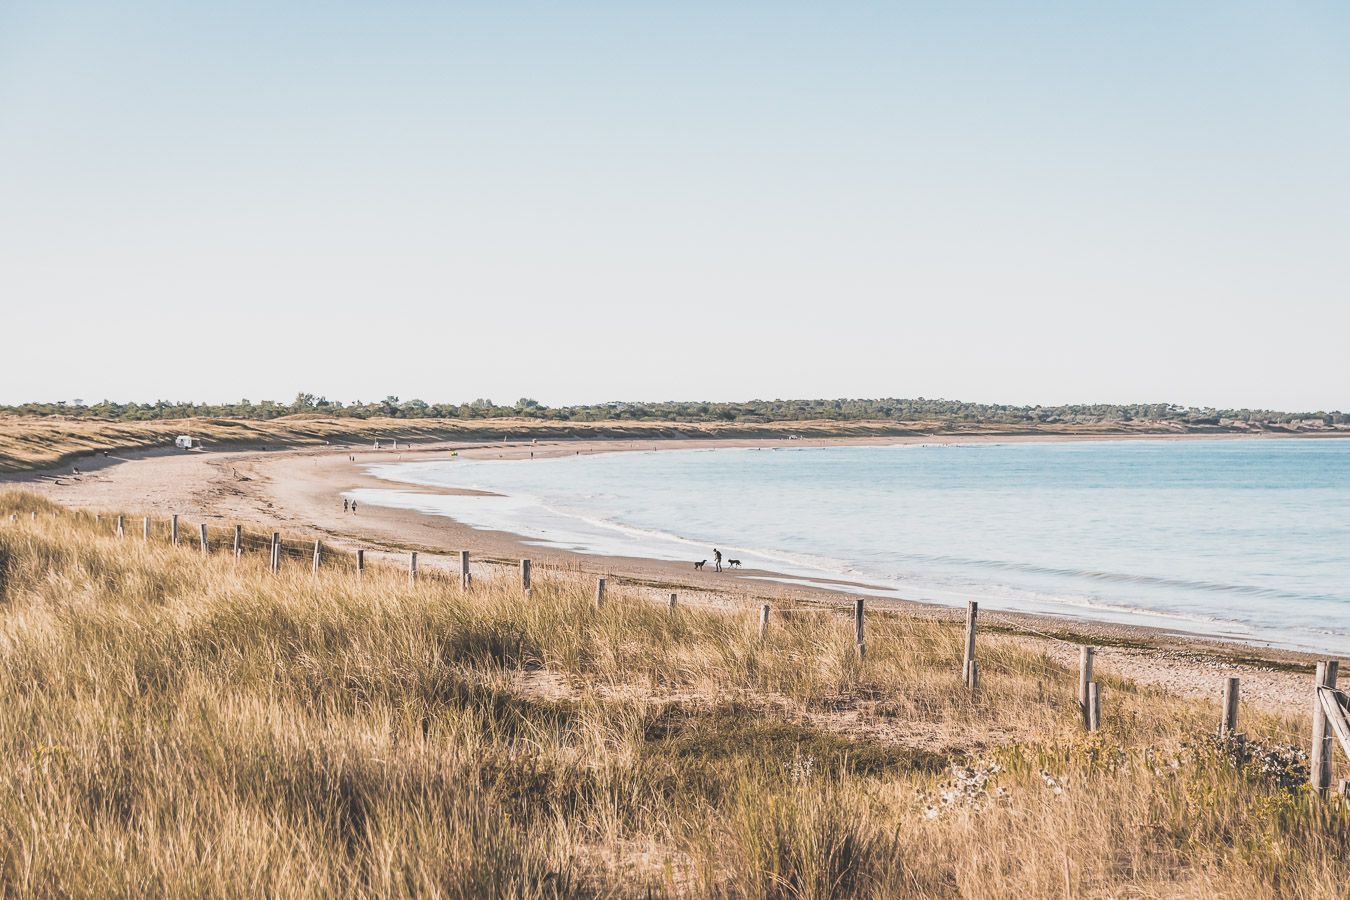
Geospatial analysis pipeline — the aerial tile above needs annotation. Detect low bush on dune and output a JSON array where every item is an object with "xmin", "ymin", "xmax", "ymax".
[{"xmin": 0, "ymin": 489, "xmax": 1346, "ymax": 898}]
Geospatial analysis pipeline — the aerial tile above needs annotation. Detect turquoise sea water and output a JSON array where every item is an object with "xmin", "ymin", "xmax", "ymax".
[{"xmin": 352, "ymin": 439, "xmax": 1350, "ymax": 653}]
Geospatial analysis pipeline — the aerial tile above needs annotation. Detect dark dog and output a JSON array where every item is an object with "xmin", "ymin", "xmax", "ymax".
[
  {"xmin": 694, "ymin": 560, "xmax": 706, "ymax": 570},
  {"xmin": 728, "ymin": 559, "xmax": 742, "ymax": 568}
]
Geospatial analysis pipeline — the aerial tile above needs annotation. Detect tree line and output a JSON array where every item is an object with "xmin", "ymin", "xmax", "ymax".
[{"xmin": 2, "ymin": 395, "xmax": 1346, "ymax": 426}]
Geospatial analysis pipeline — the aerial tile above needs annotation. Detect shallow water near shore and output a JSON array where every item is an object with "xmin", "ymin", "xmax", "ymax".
[{"xmin": 353, "ymin": 439, "xmax": 1350, "ymax": 654}]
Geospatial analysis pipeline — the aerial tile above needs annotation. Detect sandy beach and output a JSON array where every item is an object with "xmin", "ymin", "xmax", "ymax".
[{"xmin": 1, "ymin": 435, "xmax": 1327, "ymax": 711}]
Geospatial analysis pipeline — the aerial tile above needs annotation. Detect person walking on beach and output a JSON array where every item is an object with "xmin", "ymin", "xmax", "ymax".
[
  {"xmin": 343, "ymin": 498, "xmax": 349, "ymax": 512},
  {"xmin": 713, "ymin": 548, "xmax": 723, "ymax": 572},
  {"xmin": 351, "ymin": 501, "xmax": 358, "ymax": 514}
]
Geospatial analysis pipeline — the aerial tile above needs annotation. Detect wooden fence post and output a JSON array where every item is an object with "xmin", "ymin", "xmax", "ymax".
[
  {"xmin": 199, "ymin": 523, "xmax": 208, "ymax": 554},
  {"xmin": 409, "ymin": 551, "xmax": 418, "ymax": 582},
  {"xmin": 1087, "ymin": 682, "xmax": 1102, "ymax": 732},
  {"xmin": 853, "ymin": 598, "xmax": 866, "ymax": 658},
  {"xmin": 116, "ymin": 515, "xmax": 125, "ymax": 539},
  {"xmin": 459, "ymin": 551, "xmax": 471, "ymax": 589},
  {"xmin": 595, "ymin": 577, "xmax": 606, "ymax": 608},
  {"xmin": 95, "ymin": 513, "xmax": 101, "ymax": 526},
  {"xmin": 312, "ymin": 540, "xmax": 322, "ymax": 575},
  {"xmin": 171, "ymin": 515, "xmax": 179, "ymax": 545},
  {"xmin": 1311, "ymin": 660, "xmax": 1340, "ymax": 794},
  {"xmin": 1078, "ymin": 647, "xmax": 1095, "ymax": 729},
  {"xmin": 520, "ymin": 559, "xmax": 531, "ymax": 592},
  {"xmin": 669, "ymin": 593, "xmax": 678, "ymax": 614},
  {"xmin": 759, "ymin": 604, "xmax": 770, "ymax": 641},
  {"xmin": 143, "ymin": 516, "xmax": 150, "ymax": 541},
  {"xmin": 356, "ymin": 549, "xmax": 365, "ymax": 579},
  {"xmin": 962, "ymin": 601, "xmax": 979, "ymax": 689},
  {"xmin": 233, "ymin": 525, "xmax": 242, "ymax": 559},
  {"xmin": 270, "ymin": 532, "xmax": 280, "ymax": 574},
  {"xmin": 1220, "ymin": 676, "xmax": 1240, "ymax": 735}
]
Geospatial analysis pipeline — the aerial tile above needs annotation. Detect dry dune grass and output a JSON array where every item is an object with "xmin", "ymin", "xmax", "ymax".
[
  {"xmin": 0, "ymin": 413, "xmax": 1170, "ymax": 473},
  {"xmin": 0, "ymin": 489, "xmax": 1347, "ymax": 898},
  {"xmin": 0, "ymin": 415, "xmax": 529, "ymax": 472}
]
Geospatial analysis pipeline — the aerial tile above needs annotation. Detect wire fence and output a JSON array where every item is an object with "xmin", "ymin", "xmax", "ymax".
[{"xmin": 14, "ymin": 504, "xmax": 1350, "ymax": 797}]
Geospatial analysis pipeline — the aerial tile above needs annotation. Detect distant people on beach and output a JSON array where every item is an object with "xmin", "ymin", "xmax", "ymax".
[
  {"xmin": 351, "ymin": 501, "xmax": 358, "ymax": 513},
  {"xmin": 343, "ymin": 498, "xmax": 349, "ymax": 512},
  {"xmin": 713, "ymin": 548, "xmax": 722, "ymax": 572}
]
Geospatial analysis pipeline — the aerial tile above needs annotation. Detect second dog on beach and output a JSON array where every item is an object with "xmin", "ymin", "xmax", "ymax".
[
  {"xmin": 728, "ymin": 559, "xmax": 741, "ymax": 568},
  {"xmin": 694, "ymin": 560, "xmax": 706, "ymax": 570}
]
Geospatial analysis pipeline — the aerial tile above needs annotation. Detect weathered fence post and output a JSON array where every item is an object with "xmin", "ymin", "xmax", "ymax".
[
  {"xmin": 1078, "ymin": 647, "xmax": 1095, "ymax": 728},
  {"xmin": 270, "ymin": 532, "xmax": 280, "ymax": 574},
  {"xmin": 595, "ymin": 577, "xmax": 606, "ymax": 608},
  {"xmin": 409, "ymin": 551, "xmax": 418, "ymax": 582},
  {"xmin": 170, "ymin": 514, "xmax": 179, "ymax": 545},
  {"xmin": 143, "ymin": 516, "xmax": 150, "ymax": 540},
  {"xmin": 356, "ymin": 549, "xmax": 365, "ymax": 579},
  {"xmin": 852, "ymin": 598, "xmax": 865, "ymax": 657},
  {"xmin": 669, "ymin": 593, "xmax": 678, "ymax": 614},
  {"xmin": 962, "ymin": 601, "xmax": 979, "ymax": 690},
  {"xmin": 1220, "ymin": 676, "xmax": 1240, "ymax": 735},
  {"xmin": 116, "ymin": 515, "xmax": 125, "ymax": 539},
  {"xmin": 233, "ymin": 525, "xmax": 242, "ymax": 559},
  {"xmin": 1311, "ymin": 660, "xmax": 1340, "ymax": 794},
  {"xmin": 459, "ymin": 551, "xmax": 471, "ymax": 589},
  {"xmin": 1087, "ymin": 682, "xmax": 1102, "ymax": 732},
  {"xmin": 312, "ymin": 540, "xmax": 321, "ymax": 575},
  {"xmin": 520, "ymin": 559, "xmax": 531, "ymax": 592},
  {"xmin": 759, "ymin": 604, "xmax": 770, "ymax": 641},
  {"xmin": 95, "ymin": 513, "xmax": 101, "ymax": 526},
  {"xmin": 199, "ymin": 523, "xmax": 209, "ymax": 554}
]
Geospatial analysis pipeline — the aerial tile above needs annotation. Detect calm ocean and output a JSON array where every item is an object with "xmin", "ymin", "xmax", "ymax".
[{"xmin": 352, "ymin": 439, "xmax": 1350, "ymax": 654}]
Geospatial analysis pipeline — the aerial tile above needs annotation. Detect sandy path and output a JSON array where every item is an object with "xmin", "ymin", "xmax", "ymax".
[{"xmin": 1, "ymin": 439, "xmax": 1326, "ymax": 713}]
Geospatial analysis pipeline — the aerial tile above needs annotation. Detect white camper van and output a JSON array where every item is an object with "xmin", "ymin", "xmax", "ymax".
[{"xmin": 174, "ymin": 435, "xmax": 195, "ymax": 450}]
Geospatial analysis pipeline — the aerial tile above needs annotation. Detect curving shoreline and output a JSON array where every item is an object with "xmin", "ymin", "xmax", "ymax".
[{"xmin": 0, "ymin": 435, "xmax": 1335, "ymax": 710}]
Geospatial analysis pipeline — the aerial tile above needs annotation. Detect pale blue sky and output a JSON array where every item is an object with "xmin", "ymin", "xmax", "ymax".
[{"xmin": 2, "ymin": 2, "xmax": 1348, "ymax": 410}]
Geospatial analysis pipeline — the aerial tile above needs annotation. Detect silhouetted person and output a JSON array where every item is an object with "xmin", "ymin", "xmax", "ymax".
[
  {"xmin": 713, "ymin": 548, "xmax": 723, "ymax": 572},
  {"xmin": 343, "ymin": 498, "xmax": 349, "ymax": 512}
]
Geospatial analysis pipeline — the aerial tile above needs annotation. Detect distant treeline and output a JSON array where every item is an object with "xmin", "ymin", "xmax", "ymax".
[{"xmin": 3, "ymin": 395, "xmax": 1346, "ymax": 426}]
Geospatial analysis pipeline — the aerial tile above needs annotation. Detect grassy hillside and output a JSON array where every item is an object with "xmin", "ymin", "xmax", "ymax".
[
  {"xmin": 0, "ymin": 491, "xmax": 1346, "ymax": 897},
  {"xmin": 0, "ymin": 413, "xmax": 1291, "ymax": 474}
]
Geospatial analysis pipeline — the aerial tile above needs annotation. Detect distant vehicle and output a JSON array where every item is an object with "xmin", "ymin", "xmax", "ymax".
[{"xmin": 174, "ymin": 435, "xmax": 196, "ymax": 449}]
